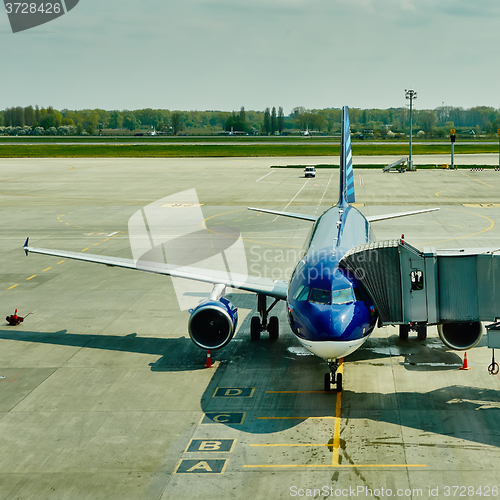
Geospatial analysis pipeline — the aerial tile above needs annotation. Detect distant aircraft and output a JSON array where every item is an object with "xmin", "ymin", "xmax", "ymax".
[
  {"xmin": 300, "ymin": 125, "xmax": 312, "ymax": 137},
  {"xmin": 25, "ymin": 107, "xmax": 444, "ymax": 391}
]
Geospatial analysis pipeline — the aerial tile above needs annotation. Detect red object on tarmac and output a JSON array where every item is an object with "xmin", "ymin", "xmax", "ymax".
[
  {"xmin": 460, "ymin": 351, "xmax": 471, "ymax": 370},
  {"xmin": 6, "ymin": 309, "xmax": 23, "ymax": 326},
  {"xmin": 5, "ymin": 309, "xmax": 32, "ymax": 326},
  {"xmin": 204, "ymin": 350, "xmax": 214, "ymax": 368}
]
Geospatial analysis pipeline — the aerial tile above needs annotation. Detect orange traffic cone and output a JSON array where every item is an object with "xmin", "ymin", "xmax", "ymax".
[
  {"xmin": 460, "ymin": 351, "xmax": 471, "ymax": 370},
  {"xmin": 204, "ymin": 350, "xmax": 214, "ymax": 368}
]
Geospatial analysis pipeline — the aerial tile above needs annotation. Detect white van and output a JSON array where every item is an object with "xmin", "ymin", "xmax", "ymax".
[{"xmin": 304, "ymin": 166, "xmax": 316, "ymax": 178}]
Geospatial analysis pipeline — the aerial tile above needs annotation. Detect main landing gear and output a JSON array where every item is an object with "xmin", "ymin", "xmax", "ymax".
[
  {"xmin": 399, "ymin": 323, "xmax": 427, "ymax": 341},
  {"xmin": 251, "ymin": 294, "xmax": 280, "ymax": 341},
  {"xmin": 324, "ymin": 359, "xmax": 342, "ymax": 392}
]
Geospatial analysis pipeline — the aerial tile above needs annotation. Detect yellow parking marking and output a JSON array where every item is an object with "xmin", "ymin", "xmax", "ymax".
[
  {"xmin": 42, "ymin": 267, "xmax": 51, "ymax": 272},
  {"xmin": 26, "ymin": 275, "xmax": 36, "ymax": 280},
  {"xmin": 250, "ymin": 443, "xmax": 330, "ymax": 447},
  {"xmin": 243, "ymin": 464, "xmax": 426, "ymax": 468},
  {"xmin": 266, "ymin": 391, "xmax": 327, "ymax": 394},
  {"xmin": 8, "ymin": 284, "xmax": 18, "ymax": 289},
  {"xmin": 258, "ymin": 416, "xmax": 335, "ymax": 420},
  {"xmin": 332, "ymin": 360, "xmax": 344, "ymax": 465}
]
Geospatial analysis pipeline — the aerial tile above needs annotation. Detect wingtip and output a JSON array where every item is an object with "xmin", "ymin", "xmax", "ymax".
[{"xmin": 24, "ymin": 237, "xmax": 29, "ymax": 256}]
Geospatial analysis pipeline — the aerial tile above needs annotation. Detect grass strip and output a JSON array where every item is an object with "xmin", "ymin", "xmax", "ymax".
[{"xmin": 0, "ymin": 143, "xmax": 498, "ymax": 158}]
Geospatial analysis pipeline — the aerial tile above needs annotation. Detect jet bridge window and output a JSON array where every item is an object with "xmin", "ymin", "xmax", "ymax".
[
  {"xmin": 309, "ymin": 288, "xmax": 331, "ymax": 305},
  {"xmin": 332, "ymin": 288, "xmax": 355, "ymax": 305},
  {"xmin": 410, "ymin": 270, "xmax": 424, "ymax": 291}
]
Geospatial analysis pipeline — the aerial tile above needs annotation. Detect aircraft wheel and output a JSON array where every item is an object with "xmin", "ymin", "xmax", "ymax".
[
  {"xmin": 417, "ymin": 325, "xmax": 427, "ymax": 341},
  {"xmin": 268, "ymin": 316, "xmax": 279, "ymax": 341},
  {"xmin": 324, "ymin": 373, "xmax": 332, "ymax": 392},
  {"xmin": 399, "ymin": 324, "xmax": 410, "ymax": 340},
  {"xmin": 250, "ymin": 317, "xmax": 261, "ymax": 340},
  {"xmin": 336, "ymin": 373, "xmax": 343, "ymax": 392}
]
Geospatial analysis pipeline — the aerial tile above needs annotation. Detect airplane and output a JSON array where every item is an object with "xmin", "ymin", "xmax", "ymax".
[
  {"xmin": 24, "ymin": 106, "xmax": 443, "ymax": 392},
  {"xmin": 300, "ymin": 125, "xmax": 312, "ymax": 137}
]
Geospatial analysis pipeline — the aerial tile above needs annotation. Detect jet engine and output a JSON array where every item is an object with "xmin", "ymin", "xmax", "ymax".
[
  {"xmin": 188, "ymin": 294, "xmax": 238, "ymax": 350},
  {"xmin": 437, "ymin": 321, "xmax": 484, "ymax": 350}
]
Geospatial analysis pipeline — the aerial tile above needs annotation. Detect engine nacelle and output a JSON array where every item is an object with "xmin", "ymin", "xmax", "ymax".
[
  {"xmin": 188, "ymin": 297, "xmax": 238, "ymax": 350},
  {"xmin": 437, "ymin": 321, "xmax": 484, "ymax": 350}
]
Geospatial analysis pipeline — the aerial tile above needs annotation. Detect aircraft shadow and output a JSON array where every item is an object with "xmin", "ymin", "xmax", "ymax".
[{"xmin": 0, "ymin": 315, "xmax": 497, "ymax": 445}]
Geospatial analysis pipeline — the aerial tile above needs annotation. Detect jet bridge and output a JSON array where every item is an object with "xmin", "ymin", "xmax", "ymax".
[{"xmin": 339, "ymin": 240, "xmax": 500, "ymax": 326}]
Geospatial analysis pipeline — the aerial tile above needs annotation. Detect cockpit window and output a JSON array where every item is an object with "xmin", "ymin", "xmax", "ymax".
[
  {"xmin": 293, "ymin": 285, "xmax": 310, "ymax": 301},
  {"xmin": 309, "ymin": 288, "xmax": 331, "ymax": 305},
  {"xmin": 332, "ymin": 288, "xmax": 355, "ymax": 305}
]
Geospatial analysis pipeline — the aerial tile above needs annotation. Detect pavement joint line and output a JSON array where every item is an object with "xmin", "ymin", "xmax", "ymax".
[
  {"xmin": 421, "ymin": 208, "xmax": 495, "ymax": 245},
  {"xmin": 460, "ymin": 171, "xmax": 495, "ymax": 188},
  {"xmin": 203, "ymin": 209, "xmax": 302, "ymax": 249},
  {"xmin": 255, "ymin": 171, "xmax": 275, "ymax": 182},
  {"xmin": 275, "ymin": 178, "xmax": 311, "ymax": 221}
]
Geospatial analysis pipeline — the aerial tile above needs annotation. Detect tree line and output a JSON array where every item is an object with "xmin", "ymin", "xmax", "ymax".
[{"xmin": 1, "ymin": 105, "xmax": 499, "ymax": 137}]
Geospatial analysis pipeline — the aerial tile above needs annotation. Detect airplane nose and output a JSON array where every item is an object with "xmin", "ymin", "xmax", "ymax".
[{"xmin": 330, "ymin": 304, "xmax": 355, "ymax": 340}]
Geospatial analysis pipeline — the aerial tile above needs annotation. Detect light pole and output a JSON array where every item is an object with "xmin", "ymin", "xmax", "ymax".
[{"xmin": 405, "ymin": 89, "xmax": 417, "ymax": 171}]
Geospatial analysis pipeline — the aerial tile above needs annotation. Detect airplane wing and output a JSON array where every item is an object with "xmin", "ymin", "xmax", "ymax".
[
  {"xmin": 247, "ymin": 207, "xmax": 317, "ymax": 222},
  {"xmin": 23, "ymin": 240, "xmax": 288, "ymax": 300},
  {"xmin": 365, "ymin": 207, "xmax": 439, "ymax": 222}
]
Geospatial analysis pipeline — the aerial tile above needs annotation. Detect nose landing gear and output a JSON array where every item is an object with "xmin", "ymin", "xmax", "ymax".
[{"xmin": 324, "ymin": 359, "xmax": 342, "ymax": 392}]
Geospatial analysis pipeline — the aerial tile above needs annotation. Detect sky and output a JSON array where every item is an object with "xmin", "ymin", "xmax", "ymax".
[{"xmin": 1, "ymin": 0, "xmax": 500, "ymax": 114}]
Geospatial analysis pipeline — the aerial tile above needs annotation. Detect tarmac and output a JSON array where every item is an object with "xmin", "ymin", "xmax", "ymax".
[{"xmin": 1, "ymin": 156, "xmax": 500, "ymax": 499}]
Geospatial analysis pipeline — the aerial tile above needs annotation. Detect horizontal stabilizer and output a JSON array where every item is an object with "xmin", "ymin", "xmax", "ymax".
[
  {"xmin": 366, "ymin": 207, "xmax": 439, "ymax": 222},
  {"xmin": 247, "ymin": 207, "xmax": 317, "ymax": 222}
]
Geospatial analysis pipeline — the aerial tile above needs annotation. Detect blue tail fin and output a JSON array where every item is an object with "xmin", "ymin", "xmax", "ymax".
[{"xmin": 339, "ymin": 106, "xmax": 355, "ymax": 206}]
